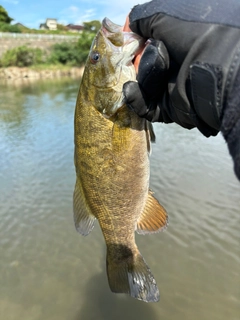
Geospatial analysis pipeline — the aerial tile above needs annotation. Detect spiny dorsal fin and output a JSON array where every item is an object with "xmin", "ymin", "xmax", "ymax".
[
  {"xmin": 147, "ymin": 121, "xmax": 156, "ymax": 143},
  {"xmin": 73, "ymin": 179, "xmax": 96, "ymax": 236},
  {"xmin": 145, "ymin": 121, "xmax": 156, "ymax": 155},
  {"xmin": 136, "ymin": 190, "xmax": 168, "ymax": 234}
]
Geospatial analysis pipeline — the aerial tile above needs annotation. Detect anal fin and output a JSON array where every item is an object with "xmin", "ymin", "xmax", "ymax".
[
  {"xmin": 73, "ymin": 178, "xmax": 96, "ymax": 236},
  {"xmin": 136, "ymin": 190, "xmax": 168, "ymax": 234}
]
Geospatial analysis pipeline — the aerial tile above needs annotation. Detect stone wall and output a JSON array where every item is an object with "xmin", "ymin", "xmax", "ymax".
[
  {"xmin": 0, "ymin": 32, "xmax": 79, "ymax": 57},
  {"xmin": 0, "ymin": 66, "xmax": 84, "ymax": 80}
]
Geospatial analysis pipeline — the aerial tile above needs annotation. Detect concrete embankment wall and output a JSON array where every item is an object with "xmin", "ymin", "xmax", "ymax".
[
  {"xmin": 0, "ymin": 32, "xmax": 79, "ymax": 57},
  {"xmin": 0, "ymin": 66, "xmax": 84, "ymax": 80}
]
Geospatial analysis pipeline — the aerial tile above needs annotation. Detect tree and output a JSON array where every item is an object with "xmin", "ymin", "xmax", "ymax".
[
  {"xmin": 57, "ymin": 24, "xmax": 68, "ymax": 31},
  {"xmin": 83, "ymin": 20, "xmax": 101, "ymax": 33},
  {"xmin": 0, "ymin": 6, "xmax": 13, "ymax": 24}
]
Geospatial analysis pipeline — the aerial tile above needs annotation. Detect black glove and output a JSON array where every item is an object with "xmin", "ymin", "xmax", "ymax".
[{"xmin": 123, "ymin": 0, "xmax": 240, "ymax": 180}]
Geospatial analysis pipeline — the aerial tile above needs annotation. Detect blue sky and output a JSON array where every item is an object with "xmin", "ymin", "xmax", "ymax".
[{"xmin": 2, "ymin": 0, "xmax": 146, "ymax": 29}]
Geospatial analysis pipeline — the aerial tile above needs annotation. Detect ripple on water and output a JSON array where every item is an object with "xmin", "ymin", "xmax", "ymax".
[{"xmin": 0, "ymin": 80, "xmax": 239, "ymax": 320}]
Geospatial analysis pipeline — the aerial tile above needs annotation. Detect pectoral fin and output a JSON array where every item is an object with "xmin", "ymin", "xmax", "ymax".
[
  {"xmin": 73, "ymin": 179, "xmax": 96, "ymax": 236},
  {"xmin": 136, "ymin": 190, "xmax": 168, "ymax": 234}
]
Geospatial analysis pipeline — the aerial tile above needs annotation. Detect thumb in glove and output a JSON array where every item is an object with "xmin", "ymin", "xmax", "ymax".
[{"xmin": 123, "ymin": 39, "xmax": 169, "ymax": 122}]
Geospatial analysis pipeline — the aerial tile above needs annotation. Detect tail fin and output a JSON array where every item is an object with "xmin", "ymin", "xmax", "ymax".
[{"xmin": 106, "ymin": 245, "xmax": 159, "ymax": 303}]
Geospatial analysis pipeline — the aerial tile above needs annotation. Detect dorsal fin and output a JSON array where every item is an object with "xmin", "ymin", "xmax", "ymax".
[
  {"xmin": 145, "ymin": 121, "xmax": 156, "ymax": 155},
  {"xmin": 147, "ymin": 121, "xmax": 156, "ymax": 143},
  {"xmin": 136, "ymin": 190, "xmax": 168, "ymax": 234}
]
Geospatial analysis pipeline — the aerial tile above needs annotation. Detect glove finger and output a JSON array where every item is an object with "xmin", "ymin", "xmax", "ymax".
[
  {"xmin": 145, "ymin": 105, "xmax": 161, "ymax": 122},
  {"xmin": 123, "ymin": 81, "xmax": 149, "ymax": 117},
  {"xmin": 137, "ymin": 39, "xmax": 169, "ymax": 99}
]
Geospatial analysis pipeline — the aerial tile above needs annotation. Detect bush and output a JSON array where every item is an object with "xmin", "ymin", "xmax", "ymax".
[
  {"xmin": 0, "ymin": 29, "xmax": 96, "ymax": 68},
  {"xmin": 57, "ymin": 24, "xmax": 69, "ymax": 31},
  {"xmin": 76, "ymin": 31, "xmax": 96, "ymax": 64},
  {"xmin": 0, "ymin": 22, "xmax": 21, "ymax": 32},
  {"xmin": 0, "ymin": 46, "xmax": 44, "ymax": 67},
  {"xmin": 48, "ymin": 42, "xmax": 80, "ymax": 65},
  {"xmin": 48, "ymin": 31, "xmax": 96, "ymax": 66}
]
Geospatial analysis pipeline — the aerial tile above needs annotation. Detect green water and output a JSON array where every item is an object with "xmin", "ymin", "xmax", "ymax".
[{"xmin": 0, "ymin": 78, "xmax": 239, "ymax": 320}]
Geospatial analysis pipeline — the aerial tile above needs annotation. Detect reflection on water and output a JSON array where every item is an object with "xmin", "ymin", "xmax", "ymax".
[{"xmin": 0, "ymin": 78, "xmax": 239, "ymax": 320}]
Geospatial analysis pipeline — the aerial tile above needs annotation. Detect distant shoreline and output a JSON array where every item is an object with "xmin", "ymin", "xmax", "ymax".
[{"xmin": 0, "ymin": 66, "xmax": 84, "ymax": 80}]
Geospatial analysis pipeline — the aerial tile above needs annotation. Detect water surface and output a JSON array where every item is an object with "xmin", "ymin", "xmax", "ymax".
[{"xmin": 0, "ymin": 78, "xmax": 239, "ymax": 320}]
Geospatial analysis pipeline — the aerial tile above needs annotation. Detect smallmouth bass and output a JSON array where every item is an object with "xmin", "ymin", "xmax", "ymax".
[{"xmin": 73, "ymin": 17, "xmax": 168, "ymax": 303}]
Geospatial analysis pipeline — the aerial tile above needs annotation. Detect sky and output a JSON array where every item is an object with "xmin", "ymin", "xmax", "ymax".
[{"xmin": 2, "ymin": 0, "xmax": 147, "ymax": 29}]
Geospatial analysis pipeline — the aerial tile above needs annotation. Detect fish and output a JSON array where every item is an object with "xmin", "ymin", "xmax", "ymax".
[{"xmin": 73, "ymin": 17, "xmax": 168, "ymax": 303}]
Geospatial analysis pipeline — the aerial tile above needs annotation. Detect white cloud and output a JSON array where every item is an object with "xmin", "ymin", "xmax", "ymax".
[
  {"xmin": 93, "ymin": 0, "xmax": 147, "ymax": 26},
  {"xmin": 75, "ymin": 9, "xmax": 96, "ymax": 24},
  {"xmin": 59, "ymin": 6, "xmax": 96, "ymax": 25},
  {"xmin": 59, "ymin": 1, "xmax": 147, "ymax": 26},
  {"xmin": 68, "ymin": 6, "xmax": 79, "ymax": 14}
]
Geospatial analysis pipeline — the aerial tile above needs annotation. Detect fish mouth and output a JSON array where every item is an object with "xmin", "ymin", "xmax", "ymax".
[
  {"xmin": 98, "ymin": 18, "xmax": 144, "ymax": 117},
  {"xmin": 101, "ymin": 17, "xmax": 144, "ymax": 65},
  {"xmin": 102, "ymin": 17, "xmax": 122, "ymax": 34}
]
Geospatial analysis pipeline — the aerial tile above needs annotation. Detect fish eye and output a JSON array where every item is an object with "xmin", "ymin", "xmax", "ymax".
[{"xmin": 90, "ymin": 51, "xmax": 100, "ymax": 64}]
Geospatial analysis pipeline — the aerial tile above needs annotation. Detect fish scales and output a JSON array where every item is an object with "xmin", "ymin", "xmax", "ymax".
[
  {"xmin": 75, "ymin": 103, "xmax": 148, "ymax": 240},
  {"xmin": 73, "ymin": 17, "xmax": 168, "ymax": 302}
]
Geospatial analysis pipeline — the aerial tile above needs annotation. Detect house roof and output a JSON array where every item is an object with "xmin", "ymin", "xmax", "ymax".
[{"xmin": 66, "ymin": 24, "xmax": 84, "ymax": 30}]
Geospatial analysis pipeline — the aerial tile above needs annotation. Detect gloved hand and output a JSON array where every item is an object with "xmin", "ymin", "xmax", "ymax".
[{"xmin": 123, "ymin": 0, "xmax": 240, "ymax": 180}]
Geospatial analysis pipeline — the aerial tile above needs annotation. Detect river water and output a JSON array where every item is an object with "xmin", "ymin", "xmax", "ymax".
[{"xmin": 0, "ymin": 78, "xmax": 239, "ymax": 320}]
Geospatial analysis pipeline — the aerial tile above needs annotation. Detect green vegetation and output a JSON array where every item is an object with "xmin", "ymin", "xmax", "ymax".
[
  {"xmin": 0, "ymin": 5, "xmax": 13, "ymax": 24},
  {"xmin": 56, "ymin": 24, "xmax": 69, "ymax": 32},
  {"xmin": 83, "ymin": 20, "xmax": 101, "ymax": 33},
  {"xmin": 48, "ymin": 42, "xmax": 80, "ymax": 65},
  {"xmin": 44, "ymin": 30, "xmax": 95, "ymax": 66},
  {"xmin": 0, "ymin": 46, "xmax": 44, "ymax": 67},
  {"xmin": 0, "ymin": 5, "xmax": 21, "ymax": 32},
  {"xmin": 0, "ymin": 31, "xmax": 96, "ymax": 68},
  {"xmin": 0, "ymin": 22, "xmax": 20, "ymax": 32},
  {"xmin": 0, "ymin": 5, "xmax": 101, "ymax": 35},
  {"xmin": 0, "ymin": 6, "xmax": 100, "ymax": 69}
]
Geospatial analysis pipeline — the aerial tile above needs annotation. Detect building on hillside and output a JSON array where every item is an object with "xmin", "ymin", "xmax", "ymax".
[
  {"xmin": 66, "ymin": 24, "xmax": 84, "ymax": 33},
  {"xmin": 39, "ymin": 18, "xmax": 57, "ymax": 31}
]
